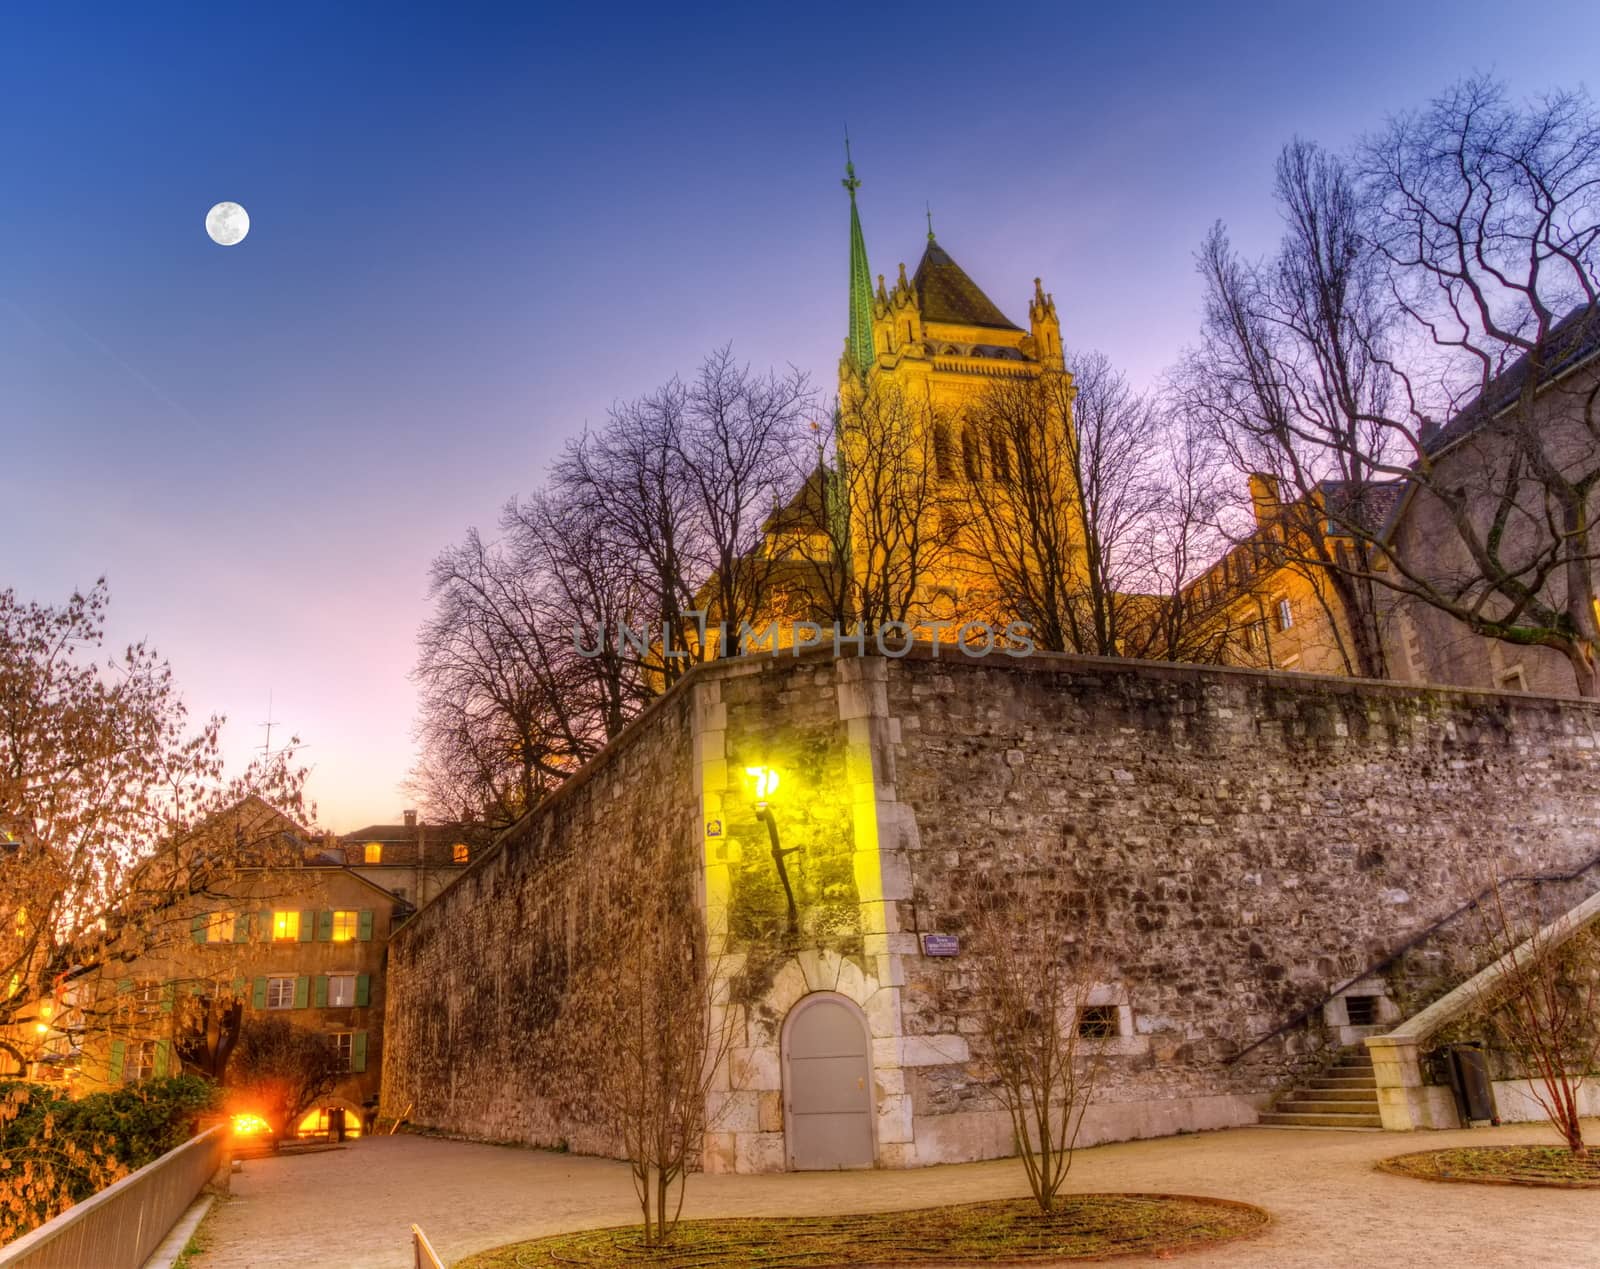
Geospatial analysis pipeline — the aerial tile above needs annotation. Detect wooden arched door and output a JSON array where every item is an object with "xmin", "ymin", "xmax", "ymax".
[{"xmin": 781, "ymin": 993, "xmax": 875, "ymax": 1170}]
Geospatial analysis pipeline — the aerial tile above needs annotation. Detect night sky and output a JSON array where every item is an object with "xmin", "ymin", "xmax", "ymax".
[{"xmin": 4, "ymin": 1, "xmax": 1592, "ymax": 827}]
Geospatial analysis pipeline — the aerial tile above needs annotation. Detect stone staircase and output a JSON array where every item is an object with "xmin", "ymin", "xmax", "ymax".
[{"xmin": 1258, "ymin": 1047, "xmax": 1382, "ymax": 1129}]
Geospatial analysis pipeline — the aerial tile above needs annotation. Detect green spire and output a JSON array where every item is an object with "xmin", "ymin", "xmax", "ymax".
[{"xmin": 843, "ymin": 134, "xmax": 873, "ymax": 379}]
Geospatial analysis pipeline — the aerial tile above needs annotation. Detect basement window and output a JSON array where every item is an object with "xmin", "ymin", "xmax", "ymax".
[
  {"xmin": 1345, "ymin": 995, "xmax": 1379, "ymax": 1027},
  {"xmin": 1076, "ymin": 1004, "xmax": 1120, "ymax": 1039}
]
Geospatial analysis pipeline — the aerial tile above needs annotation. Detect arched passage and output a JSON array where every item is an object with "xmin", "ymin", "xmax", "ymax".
[{"xmin": 781, "ymin": 992, "xmax": 875, "ymax": 1170}]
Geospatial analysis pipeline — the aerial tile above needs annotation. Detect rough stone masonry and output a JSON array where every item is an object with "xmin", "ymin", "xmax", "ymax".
[{"xmin": 382, "ymin": 648, "xmax": 1600, "ymax": 1170}]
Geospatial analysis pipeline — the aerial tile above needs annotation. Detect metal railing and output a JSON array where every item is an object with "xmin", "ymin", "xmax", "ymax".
[
  {"xmin": 0, "ymin": 1124, "xmax": 228, "ymax": 1269},
  {"xmin": 412, "ymin": 1223, "xmax": 444, "ymax": 1269},
  {"xmin": 1226, "ymin": 849, "xmax": 1600, "ymax": 1064}
]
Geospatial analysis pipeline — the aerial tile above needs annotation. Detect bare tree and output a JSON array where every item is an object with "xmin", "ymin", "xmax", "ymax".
[
  {"xmin": 769, "ymin": 382, "xmax": 963, "ymax": 637},
  {"xmin": 1467, "ymin": 873, "xmax": 1599, "ymax": 1157},
  {"xmin": 1188, "ymin": 80, "xmax": 1600, "ymax": 691},
  {"xmin": 557, "ymin": 348, "xmax": 811, "ymax": 673},
  {"xmin": 578, "ymin": 871, "xmax": 740, "ymax": 1246},
  {"xmin": 172, "ymin": 983, "xmax": 244, "ymax": 1081},
  {"xmin": 0, "ymin": 583, "xmax": 309, "ymax": 1068},
  {"xmin": 1182, "ymin": 142, "xmax": 1396, "ymax": 679},
  {"xmin": 225, "ymin": 1016, "xmax": 344, "ymax": 1141},
  {"xmin": 965, "ymin": 885, "xmax": 1107, "ymax": 1213},
  {"xmin": 411, "ymin": 491, "xmax": 650, "ymax": 829}
]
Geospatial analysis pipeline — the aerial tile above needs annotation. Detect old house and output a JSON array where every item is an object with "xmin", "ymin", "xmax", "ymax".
[{"xmin": 51, "ymin": 802, "xmax": 409, "ymax": 1139}]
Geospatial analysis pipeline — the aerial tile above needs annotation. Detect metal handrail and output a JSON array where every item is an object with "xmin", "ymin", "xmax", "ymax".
[
  {"xmin": 1225, "ymin": 849, "xmax": 1600, "ymax": 1065},
  {"xmin": 0, "ymin": 1123, "xmax": 228, "ymax": 1269},
  {"xmin": 412, "ymin": 1224, "xmax": 444, "ymax": 1269}
]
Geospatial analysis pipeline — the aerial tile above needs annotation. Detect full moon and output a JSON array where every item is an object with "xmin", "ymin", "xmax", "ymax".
[{"xmin": 205, "ymin": 201, "xmax": 250, "ymax": 246}]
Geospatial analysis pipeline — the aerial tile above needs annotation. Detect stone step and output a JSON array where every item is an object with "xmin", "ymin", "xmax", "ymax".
[
  {"xmin": 1295, "ymin": 1086, "xmax": 1379, "ymax": 1103},
  {"xmin": 1336, "ymin": 1054, "xmax": 1374, "ymax": 1068},
  {"xmin": 1276, "ymin": 1098, "xmax": 1379, "ymax": 1115},
  {"xmin": 1258, "ymin": 1110, "xmax": 1383, "ymax": 1129},
  {"xmin": 1309, "ymin": 1075, "xmax": 1377, "ymax": 1089}
]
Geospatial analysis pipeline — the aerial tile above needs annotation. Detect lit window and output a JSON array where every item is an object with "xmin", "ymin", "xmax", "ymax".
[
  {"xmin": 1077, "ymin": 1004, "xmax": 1120, "ymax": 1039},
  {"xmin": 1276, "ymin": 598, "xmax": 1294, "ymax": 631},
  {"xmin": 204, "ymin": 911, "xmax": 236, "ymax": 943},
  {"xmin": 327, "ymin": 974, "xmax": 356, "ymax": 1008},
  {"xmin": 364, "ymin": 842, "xmax": 383, "ymax": 864},
  {"xmin": 330, "ymin": 911, "xmax": 358, "ymax": 942},
  {"xmin": 333, "ymin": 1032, "xmax": 355, "ymax": 1070},
  {"xmin": 452, "ymin": 842, "xmax": 469, "ymax": 864},
  {"xmin": 272, "ymin": 911, "xmax": 300, "ymax": 941},
  {"xmin": 265, "ymin": 976, "xmax": 296, "ymax": 1009},
  {"xmin": 123, "ymin": 1039, "xmax": 156, "ymax": 1083}
]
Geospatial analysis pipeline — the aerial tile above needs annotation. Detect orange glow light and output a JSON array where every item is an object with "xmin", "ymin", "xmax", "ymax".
[{"xmin": 231, "ymin": 1113, "xmax": 272, "ymax": 1137}]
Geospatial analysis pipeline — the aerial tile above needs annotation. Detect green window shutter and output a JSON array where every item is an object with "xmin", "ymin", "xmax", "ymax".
[
  {"xmin": 350, "ymin": 1030, "xmax": 367, "ymax": 1073},
  {"xmin": 316, "ymin": 910, "xmax": 334, "ymax": 942},
  {"xmin": 153, "ymin": 1038, "xmax": 171, "ymax": 1078},
  {"xmin": 357, "ymin": 909, "xmax": 374, "ymax": 942},
  {"xmin": 354, "ymin": 974, "xmax": 370, "ymax": 1008},
  {"xmin": 251, "ymin": 977, "xmax": 268, "ymax": 1010},
  {"xmin": 160, "ymin": 982, "xmax": 176, "ymax": 1014},
  {"xmin": 298, "ymin": 910, "xmax": 314, "ymax": 942},
  {"xmin": 108, "ymin": 1039, "xmax": 126, "ymax": 1083},
  {"xmin": 314, "ymin": 976, "xmax": 329, "ymax": 1008},
  {"xmin": 258, "ymin": 910, "xmax": 272, "ymax": 942},
  {"xmin": 293, "ymin": 976, "xmax": 310, "ymax": 1009},
  {"xmin": 233, "ymin": 914, "xmax": 250, "ymax": 944},
  {"xmin": 191, "ymin": 914, "xmax": 208, "ymax": 943},
  {"xmin": 116, "ymin": 977, "xmax": 133, "ymax": 995},
  {"xmin": 232, "ymin": 976, "xmax": 247, "ymax": 1001}
]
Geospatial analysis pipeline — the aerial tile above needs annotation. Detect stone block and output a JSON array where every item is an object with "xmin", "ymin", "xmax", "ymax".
[
  {"xmin": 735, "ymin": 1131, "xmax": 788, "ymax": 1174},
  {"xmin": 707, "ymin": 1090, "xmax": 759, "ymax": 1134},
  {"xmin": 702, "ymin": 1132, "xmax": 737, "ymax": 1174},
  {"xmin": 876, "ymin": 1093, "xmax": 914, "ymax": 1143},
  {"xmin": 900, "ymin": 1034, "xmax": 969, "ymax": 1066},
  {"xmin": 731, "ymin": 1044, "xmax": 780, "ymax": 1092},
  {"xmin": 758, "ymin": 1090, "xmax": 784, "ymax": 1132}
]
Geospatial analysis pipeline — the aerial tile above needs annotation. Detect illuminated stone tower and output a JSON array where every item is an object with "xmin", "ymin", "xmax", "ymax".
[{"xmin": 837, "ymin": 154, "xmax": 1078, "ymax": 624}]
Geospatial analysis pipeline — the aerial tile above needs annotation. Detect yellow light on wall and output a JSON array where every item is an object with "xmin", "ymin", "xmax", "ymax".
[
  {"xmin": 745, "ymin": 766, "xmax": 781, "ymax": 799},
  {"xmin": 231, "ymin": 1112, "xmax": 272, "ymax": 1137}
]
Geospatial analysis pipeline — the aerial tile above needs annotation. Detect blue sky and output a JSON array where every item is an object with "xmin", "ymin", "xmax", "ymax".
[{"xmin": 4, "ymin": 1, "xmax": 1594, "ymax": 827}]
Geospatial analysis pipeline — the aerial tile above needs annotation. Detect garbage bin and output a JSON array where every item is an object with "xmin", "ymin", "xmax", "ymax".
[{"xmin": 1447, "ymin": 1044, "xmax": 1498, "ymax": 1125}]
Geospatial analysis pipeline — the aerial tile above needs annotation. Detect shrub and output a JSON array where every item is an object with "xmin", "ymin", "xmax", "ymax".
[{"xmin": 0, "ymin": 1076, "xmax": 220, "ymax": 1245}]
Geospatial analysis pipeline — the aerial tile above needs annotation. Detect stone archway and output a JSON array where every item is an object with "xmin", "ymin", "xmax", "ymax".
[{"xmin": 780, "ymin": 992, "xmax": 875, "ymax": 1170}]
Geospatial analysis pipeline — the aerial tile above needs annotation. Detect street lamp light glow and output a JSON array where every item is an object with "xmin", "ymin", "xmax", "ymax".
[{"xmin": 745, "ymin": 766, "xmax": 780, "ymax": 799}]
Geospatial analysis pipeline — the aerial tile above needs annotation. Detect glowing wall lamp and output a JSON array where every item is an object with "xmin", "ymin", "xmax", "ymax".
[{"xmin": 746, "ymin": 766, "xmax": 800, "ymax": 937}]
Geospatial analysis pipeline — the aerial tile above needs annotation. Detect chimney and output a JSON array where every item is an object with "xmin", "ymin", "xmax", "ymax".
[
  {"xmin": 403, "ymin": 809, "xmax": 417, "ymax": 828},
  {"xmin": 1247, "ymin": 473, "xmax": 1280, "ymax": 528}
]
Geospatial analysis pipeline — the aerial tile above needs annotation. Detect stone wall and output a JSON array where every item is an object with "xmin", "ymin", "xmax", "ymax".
[
  {"xmin": 379, "ymin": 686, "xmax": 703, "ymax": 1152},
  {"xmin": 384, "ymin": 646, "xmax": 1600, "ymax": 1169},
  {"xmin": 880, "ymin": 652, "xmax": 1600, "ymax": 1159}
]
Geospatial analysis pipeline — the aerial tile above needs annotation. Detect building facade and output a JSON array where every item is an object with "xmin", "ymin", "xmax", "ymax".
[{"xmin": 64, "ymin": 863, "xmax": 404, "ymax": 1137}]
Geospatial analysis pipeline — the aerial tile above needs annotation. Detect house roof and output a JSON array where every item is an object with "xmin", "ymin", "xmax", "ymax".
[
  {"xmin": 339, "ymin": 822, "xmax": 483, "ymax": 844},
  {"xmin": 1424, "ymin": 303, "xmax": 1600, "ymax": 455},
  {"xmin": 911, "ymin": 242, "xmax": 1021, "ymax": 332},
  {"xmin": 1317, "ymin": 479, "xmax": 1404, "ymax": 537},
  {"xmin": 1381, "ymin": 303, "xmax": 1600, "ymax": 544}
]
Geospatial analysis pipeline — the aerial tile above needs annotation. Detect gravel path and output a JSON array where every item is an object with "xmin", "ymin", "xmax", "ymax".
[{"xmin": 191, "ymin": 1121, "xmax": 1600, "ymax": 1268}]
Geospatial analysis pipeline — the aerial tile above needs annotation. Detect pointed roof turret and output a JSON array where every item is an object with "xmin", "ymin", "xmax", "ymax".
[
  {"xmin": 910, "ymin": 241, "xmax": 1021, "ymax": 332},
  {"xmin": 843, "ymin": 136, "xmax": 874, "ymax": 379}
]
